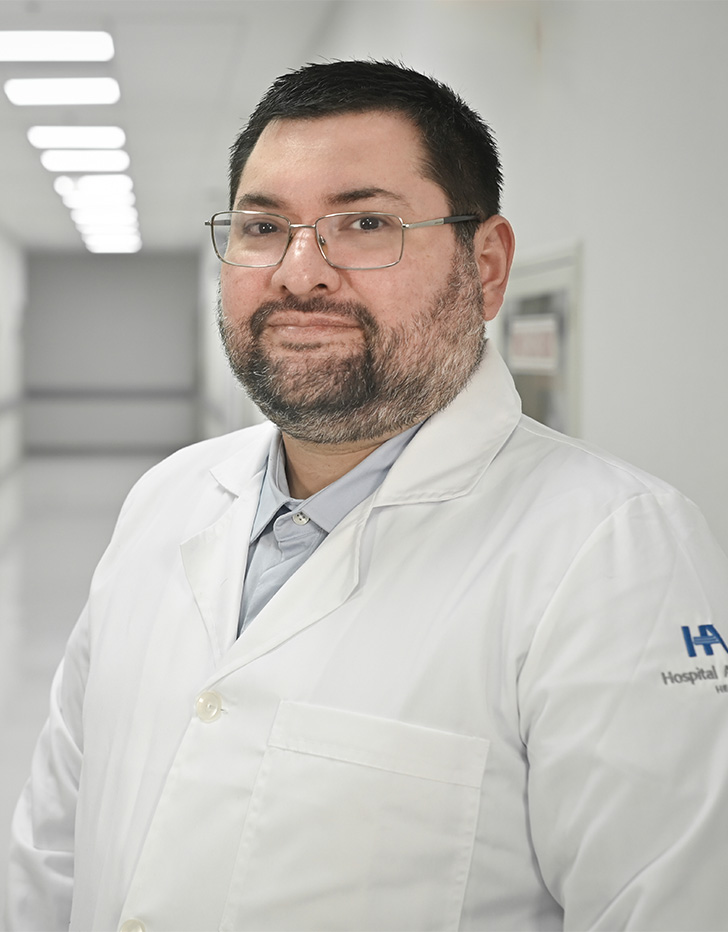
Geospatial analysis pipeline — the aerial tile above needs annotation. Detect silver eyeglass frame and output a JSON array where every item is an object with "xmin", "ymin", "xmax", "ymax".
[{"xmin": 205, "ymin": 210, "xmax": 480, "ymax": 270}]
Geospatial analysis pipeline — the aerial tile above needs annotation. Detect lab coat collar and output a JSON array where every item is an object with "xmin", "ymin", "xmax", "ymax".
[
  {"xmin": 374, "ymin": 342, "xmax": 522, "ymax": 506},
  {"xmin": 209, "ymin": 420, "xmax": 277, "ymax": 497}
]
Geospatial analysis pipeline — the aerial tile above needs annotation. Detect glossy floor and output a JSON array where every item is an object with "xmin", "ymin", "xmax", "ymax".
[{"xmin": 0, "ymin": 455, "xmax": 159, "ymax": 923}]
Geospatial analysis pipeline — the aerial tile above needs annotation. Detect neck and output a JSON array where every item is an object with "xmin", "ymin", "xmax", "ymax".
[{"xmin": 281, "ymin": 432, "xmax": 400, "ymax": 499}]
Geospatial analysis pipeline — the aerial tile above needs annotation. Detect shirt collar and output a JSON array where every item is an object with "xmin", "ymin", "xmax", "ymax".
[{"xmin": 251, "ymin": 423, "xmax": 423, "ymax": 542}]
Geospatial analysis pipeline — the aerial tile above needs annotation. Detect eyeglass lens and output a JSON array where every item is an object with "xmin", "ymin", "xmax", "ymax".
[{"xmin": 211, "ymin": 211, "xmax": 405, "ymax": 269}]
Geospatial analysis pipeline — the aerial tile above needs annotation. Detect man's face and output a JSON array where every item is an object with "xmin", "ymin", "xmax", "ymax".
[{"xmin": 218, "ymin": 110, "xmax": 488, "ymax": 444}]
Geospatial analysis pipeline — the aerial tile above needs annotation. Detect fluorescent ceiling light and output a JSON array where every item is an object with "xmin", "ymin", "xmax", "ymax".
[
  {"xmin": 84, "ymin": 238, "xmax": 142, "ymax": 254},
  {"xmin": 78, "ymin": 226, "xmax": 140, "ymax": 238},
  {"xmin": 41, "ymin": 149, "xmax": 130, "ymax": 172},
  {"xmin": 0, "ymin": 31, "xmax": 114, "ymax": 61},
  {"xmin": 4, "ymin": 77, "xmax": 120, "ymax": 106},
  {"xmin": 29, "ymin": 126, "xmax": 125, "ymax": 149},
  {"xmin": 83, "ymin": 233, "xmax": 141, "ymax": 243},
  {"xmin": 76, "ymin": 225, "xmax": 140, "ymax": 236},
  {"xmin": 85, "ymin": 245, "xmax": 142, "ymax": 255},
  {"xmin": 71, "ymin": 206, "xmax": 138, "ymax": 225},
  {"xmin": 62, "ymin": 191, "xmax": 136, "ymax": 210},
  {"xmin": 74, "ymin": 217, "xmax": 139, "ymax": 230},
  {"xmin": 55, "ymin": 174, "xmax": 134, "ymax": 197}
]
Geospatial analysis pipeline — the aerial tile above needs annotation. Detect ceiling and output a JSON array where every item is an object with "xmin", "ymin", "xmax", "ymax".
[{"xmin": 0, "ymin": 0, "xmax": 340, "ymax": 253}]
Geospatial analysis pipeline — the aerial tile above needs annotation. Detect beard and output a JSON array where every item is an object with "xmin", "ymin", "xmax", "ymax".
[{"xmin": 217, "ymin": 248, "xmax": 487, "ymax": 444}]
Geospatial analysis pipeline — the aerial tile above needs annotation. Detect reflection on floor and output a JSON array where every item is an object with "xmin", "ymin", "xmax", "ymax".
[{"xmin": 0, "ymin": 454, "xmax": 160, "ymax": 921}]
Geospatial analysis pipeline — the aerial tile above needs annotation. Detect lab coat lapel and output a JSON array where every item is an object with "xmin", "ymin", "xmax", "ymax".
[
  {"xmin": 209, "ymin": 494, "xmax": 369, "ymax": 678},
  {"xmin": 180, "ymin": 426, "xmax": 273, "ymax": 663},
  {"xmin": 179, "ymin": 487, "xmax": 260, "ymax": 663}
]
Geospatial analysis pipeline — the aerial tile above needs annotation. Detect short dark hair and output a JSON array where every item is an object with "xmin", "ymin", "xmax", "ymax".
[{"xmin": 228, "ymin": 60, "xmax": 503, "ymax": 243}]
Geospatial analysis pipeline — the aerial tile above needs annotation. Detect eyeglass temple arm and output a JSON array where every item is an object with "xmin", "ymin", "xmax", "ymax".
[{"xmin": 402, "ymin": 214, "xmax": 479, "ymax": 230}]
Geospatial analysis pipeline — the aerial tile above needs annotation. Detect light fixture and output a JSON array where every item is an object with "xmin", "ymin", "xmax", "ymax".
[
  {"xmin": 74, "ymin": 226, "xmax": 139, "ymax": 237},
  {"xmin": 82, "ymin": 227, "xmax": 140, "ymax": 236},
  {"xmin": 55, "ymin": 176, "xmax": 135, "ymax": 211},
  {"xmin": 0, "ymin": 31, "xmax": 114, "ymax": 62},
  {"xmin": 28, "ymin": 126, "xmax": 126, "ymax": 149},
  {"xmin": 83, "ymin": 236, "xmax": 142, "ymax": 254},
  {"xmin": 71, "ymin": 206, "xmax": 138, "ymax": 226},
  {"xmin": 61, "ymin": 191, "xmax": 136, "ymax": 210},
  {"xmin": 78, "ymin": 225, "xmax": 140, "ymax": 236},
  {"xmin": 4, "ymin": 77, "xmax": 120, "ymax": 106},
  {"xmin": 54, "ymin": 174, "xmax": 134, "ymax": 197},
  {"xmin": 41, "ymin": 150, "xmax": 130, "ymax": 172},
  {"xmin": 48, "ymin": 168, "xmax": 141, "ymax": 255}
]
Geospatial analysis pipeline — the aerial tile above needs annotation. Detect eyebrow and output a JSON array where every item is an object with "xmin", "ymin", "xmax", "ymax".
[
  {"xmin": 234, "ymin": 187, "xmax": 413, "ymax": 213},
  {"xmin": 324, "ymin": 187, "xmax": 412, "ymax": 210},
  {"xmin": 234, "ymin": 192, "xmax": 282, "ymax": 211}
]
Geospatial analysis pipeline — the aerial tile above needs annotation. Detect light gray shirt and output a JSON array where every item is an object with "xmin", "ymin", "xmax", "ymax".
[{"xmin": 238, "ymin": 424, "xmax": 422, "ymax": 635}]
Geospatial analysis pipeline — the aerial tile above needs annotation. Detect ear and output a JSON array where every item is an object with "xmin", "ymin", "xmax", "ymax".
[{"xmin": 473, "ymin": 215, "xmax": 515, "ymax": 321}]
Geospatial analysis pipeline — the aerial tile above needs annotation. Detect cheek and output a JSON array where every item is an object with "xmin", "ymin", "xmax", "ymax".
[
  {"xmin": 366, "ymin": 261, "xmax": 446, "ymax": 324},
  {"xmin": 220, "ymin": 268, "xmax": 264, "ymax": 321}
]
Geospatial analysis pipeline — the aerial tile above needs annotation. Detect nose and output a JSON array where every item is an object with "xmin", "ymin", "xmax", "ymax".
[{"xmin": 270, "ymin": 225, "xmax": 342, "ymax": 296}]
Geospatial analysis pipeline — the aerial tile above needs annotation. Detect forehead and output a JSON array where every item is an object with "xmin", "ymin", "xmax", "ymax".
[{"xmin": 235, "ymin": 110, "xmax": 444, "ymax": 212}]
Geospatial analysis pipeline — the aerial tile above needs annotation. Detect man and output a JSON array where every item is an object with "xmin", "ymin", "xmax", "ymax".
[{"xmin": 6, "ymin": 61, "xmax": 728, "ymax": 932}]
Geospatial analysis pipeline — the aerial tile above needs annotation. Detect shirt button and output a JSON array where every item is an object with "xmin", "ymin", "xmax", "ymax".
[
  {"xmin": 119, "ymin": 920, "xmax": 146, "ymax": 932},
  {"xmin": 195, "ymin": 690, "xmax": 223, "ymax": 723},
  {"xmin": 291, "ymin": 512, "xmax": 310, "ymax": 525}
]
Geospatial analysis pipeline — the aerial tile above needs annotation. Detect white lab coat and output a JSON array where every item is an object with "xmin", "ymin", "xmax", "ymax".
[{"xmin": 6, "ymin": 346, "xmax": 728, "ymax": 932}]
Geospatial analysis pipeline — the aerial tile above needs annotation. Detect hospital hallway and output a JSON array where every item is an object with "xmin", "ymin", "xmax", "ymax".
[
  {"xmin": 0, "ymin": 453, "xmax": 159, "ymax": 918},
  {"xmin": 1, "ymin": 5, "xmax": 728, "ymax": 926}
]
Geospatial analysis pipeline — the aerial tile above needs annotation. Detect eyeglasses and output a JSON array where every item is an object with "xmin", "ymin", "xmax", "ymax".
[{"xmin": 205, "ymin": 210, "xmax": 479, "ymax": 270}]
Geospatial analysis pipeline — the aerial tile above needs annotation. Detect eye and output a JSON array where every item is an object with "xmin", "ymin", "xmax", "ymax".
[
  {"xmin": 347, "ymin": 213, "xmax": 398, "ymax": 234},
  {"xmin": 355, "ymin": 215, "xmax": 385, "ymax": 232},
  {"xmin": 241, "ymin": 217, "xmax": 284, "ymax": 237},
  {"xmin": 356, "ymin": 215, "xmax": 382, "ymax": 232}
]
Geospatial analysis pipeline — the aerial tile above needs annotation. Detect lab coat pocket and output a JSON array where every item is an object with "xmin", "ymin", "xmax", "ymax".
[{"xmin": 222, "ymin": 700, "xmax": 489, "ymax": 932}]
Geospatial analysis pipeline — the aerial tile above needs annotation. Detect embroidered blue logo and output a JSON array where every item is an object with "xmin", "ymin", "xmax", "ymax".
[{"xmin": 682, "ymin": 625, "xmax": 728, "ymax": 658}]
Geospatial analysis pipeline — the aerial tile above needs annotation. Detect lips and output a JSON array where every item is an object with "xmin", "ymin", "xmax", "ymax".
[
  {"xmin": 265, "ymin": 311, "xmax": 361, "ymax": 330},
  {"xmin": 248, "ymin": 298, "xmax": 376, "ymax": 341},
  {"xmin": 263, "ymin": 311, "xmax": 363, "ymax": 345}
]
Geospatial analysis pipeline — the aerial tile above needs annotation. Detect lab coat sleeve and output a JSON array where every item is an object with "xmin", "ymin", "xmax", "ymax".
[
  {"xmin": 4, "ymin": 604, "xmax": 89, "ymax": 932},
  {"xmin": 518, "ymin": 491, "xmax": 728, "ymax": 931}
]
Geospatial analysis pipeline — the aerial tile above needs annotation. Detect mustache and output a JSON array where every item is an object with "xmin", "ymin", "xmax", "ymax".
[{"xmin": 248, "ymin": 296, "xmax": 379, "ymax": 339}]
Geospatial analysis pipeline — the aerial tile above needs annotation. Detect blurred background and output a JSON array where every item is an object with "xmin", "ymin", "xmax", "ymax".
[{"xmin": 1, "ymin": 0, "xmax": 727, "ymax": 912}]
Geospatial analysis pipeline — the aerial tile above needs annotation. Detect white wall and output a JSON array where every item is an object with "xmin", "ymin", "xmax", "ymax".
[
  {"xmin": 25, "ymin": 252, "xmax": 200, "ymax": 455},
  {"xmin": 0, "ymin": 230, "xmax": 25, "ymax": 548},
  {"xmin": 303, "ymin": 0, "xmax": 728, "ymax": 549},
  {"xmin": 505, "ymin": 1, "xmax": 728, "ymax": 546}
]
